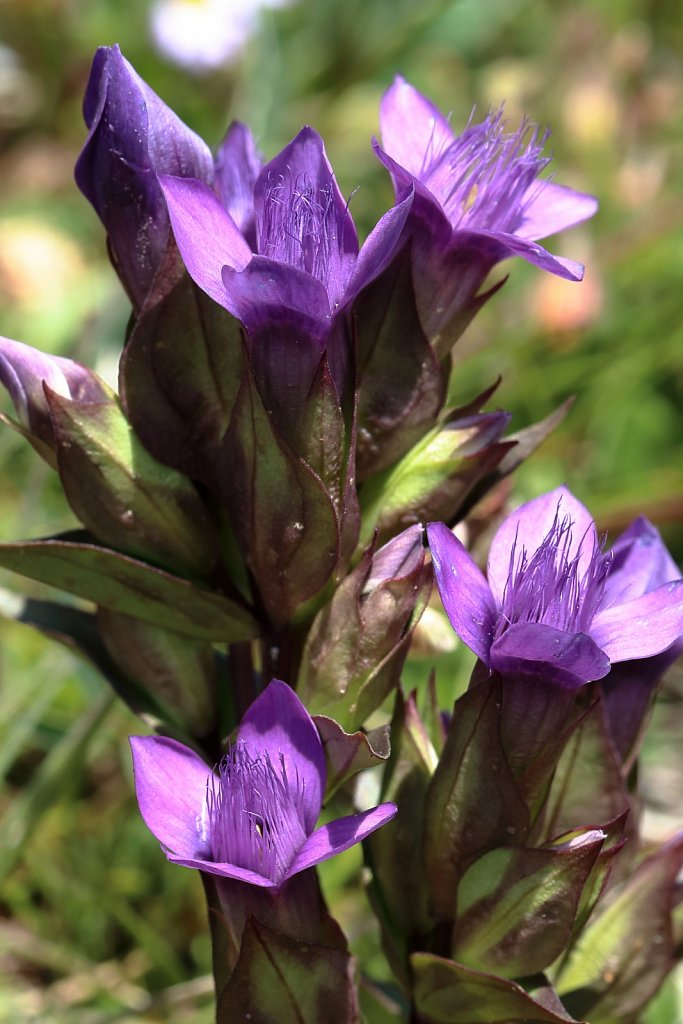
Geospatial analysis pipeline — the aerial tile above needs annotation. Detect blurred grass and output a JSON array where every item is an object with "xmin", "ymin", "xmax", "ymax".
[{"xmin": 0, "ymin": 0, "xmax": 682, "ymax": 1019}]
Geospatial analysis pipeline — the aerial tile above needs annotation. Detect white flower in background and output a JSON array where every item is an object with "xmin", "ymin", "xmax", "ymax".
[{"xmin": 150, "ymin": 0, "xmax": 290, "ymax": 73}]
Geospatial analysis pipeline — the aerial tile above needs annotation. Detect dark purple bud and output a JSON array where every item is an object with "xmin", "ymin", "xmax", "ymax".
[
  {"xmin": 75, "ymin": 45, "xmax": 214, "ymax": 308},
  {"xmin": 0, "ymin": 335, "xmax": 109, "ymax": 464}
]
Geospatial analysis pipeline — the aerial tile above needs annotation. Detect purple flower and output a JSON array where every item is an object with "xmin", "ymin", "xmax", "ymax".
[
  {"xmin": 75, "ymin": 45, "xmax": 259, "ymax": 308},
  {"xmin": 427, "ymin": 486, "xmax": 683, "ymax": 689},
  {"xmin": 158, "ymin": 127, "xmax": 412, "ymax": 393},
  {"xmin": 374, "ymin": 77, "xmax": 598, "ymax": 337},
  {"xmin": 130, "ymin": 679, "xmax": 396, "ymax": 889}
]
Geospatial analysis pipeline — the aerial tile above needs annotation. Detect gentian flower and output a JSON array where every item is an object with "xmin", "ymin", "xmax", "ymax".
[
  {"xmin": 158, "ymin": 127, "xmax": 413, "ymax": 397},
  {"xmin": 427, "ymin": 486, "xmax": 683, "ymax": 689},
  {"xmin": 75, "ymin": 45, "xmax": 261, "ymax": 307},
  {"xmin": 130, "ymin": 679, "xmax": 397, "ymax": 888},
  {"xmin": 374, "ymin": 77, "xmax": 598, "ymax": 338}
]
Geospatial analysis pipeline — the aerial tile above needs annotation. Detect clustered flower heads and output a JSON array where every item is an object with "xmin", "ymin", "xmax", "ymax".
[{"xmin": 2, "ymin": 43, "xmax": 683, "ymax": 1024}]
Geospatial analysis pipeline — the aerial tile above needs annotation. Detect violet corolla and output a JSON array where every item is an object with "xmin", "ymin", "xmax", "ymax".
[
  {"xmin": 131, "ymin": 679, "xmax": 396, "ymax": 888},
  {"xmin": 427, "ymin": 486, "xmax": 683, "ymax": 688},
  {"xmin": 158, "ymin": 126, "xmax": 412, "ymax": 394},
  {"xmin": 375, "ymin": 77, "xmax": 598, "ymax": 337}
]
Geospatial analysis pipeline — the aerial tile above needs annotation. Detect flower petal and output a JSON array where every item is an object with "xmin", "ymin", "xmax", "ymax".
[
  {"xmin": 286, "ymin": 803, "xmax": 397, "ymax": 877},
  {"xmin": 379, "ymin": 76, "xmax": 455, "ymax": 180},
  {"xmin": 590, "ymin": 580, "xmax": 683, "ymax": 662},
  {"xmin": 490, "ymin": 623, "xmax": 610, "ymax": 688},
  {"xmin": 345, "ymin": 189, "xmax": 414, "ymax": 306},
  {"xmin": 221, "ymin": 255, "xmax": 331, "ymax": 330},
  {"xmin": 159, "ymin": 174, "xmax": 252, "ymax": 306},
  {"xmin": 237, "ymin": 679, "xmax": 327, "ymax": 833},
  {"xmin": 214, "ymin": 120, "xmax": 263, "ymax": 247},
  {"xmin": 129, "ymin": 735, "xmax": 211, "ymax": 859},
  {"xmin": 487, "ymin": 486, "xmax": 597, "ymax": 607},
  {"xmin": 516, "ymin": 181, "xmax": 598, "ymax": 241},
  {"xmin": 478, "ymin": 230, "xmax": 585, "ymax": 281},
  {"xmin": 166, "ymin": 855, "xmax": 278, "ymax": 888},
  {"xmin": 427, "ymin": 521, "xmax": 497, "ymax": 664},
  {"xmin": 601, "ymin": 516, "xmax": 681, "ymax": 608}
]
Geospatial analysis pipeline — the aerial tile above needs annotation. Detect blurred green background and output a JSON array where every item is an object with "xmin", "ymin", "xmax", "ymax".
[{"xmin": 0, "ymin": 0, "xmax": 681, "ymax": 1020}]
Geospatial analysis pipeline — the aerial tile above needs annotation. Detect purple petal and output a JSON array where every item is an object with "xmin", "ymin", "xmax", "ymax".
[
  {"xmin": 344, "ymin": 189, "xmax": 414, "ymax": 307},
  {"xmin": 214, "ymin": 120, "xmax": 262, "ymax": 248},
  {"xmin": 427, "ymin": 521, "xmax": 497, "ymax": 664},
  {"xmin": 287, "ymin": 803, "xmax": 397, "ymax": 876},
  {"xmin": 254, "ymin": 127, "xmax": 358, "ymax": 308},
  {"xmin": 221, "ymin": 255, "xmax": 331, "ymax": 330},
  {"xmin": 166, "ymin": 854, "xmax": 278, "ymax": 888},
  {"xmin": 490, "ymin": 623, "xmax": 611, "ymax": 688},
  {"xmin": 487, "ymin": 486, "xmax": 597, "ymax": 607},
  {"xmin": 129, "ymin": 735, "xmax": 211, "ymax": 859},
  {"xmin": 379, "ymin": 76, "xmax": 455, "ymax": 180},
  {"xmin": 159, "ymin": 175, "xmax": 252, "ymax": 306},
  {"xmin": 478, "ymin": 230, "xmax": 585, "ymax": 281},
  {"xmin": 516, "ymin": 181, "xmax": 598, "ymax": 241},
  {"xmin": 372, "ymin": 140, "xmax": 453, "ymax": 244},
  {"xmin": 602, "ymin": 516, "xmax": 681, "ymax": 608},
  {"xmin": 237, "ymin": 679, "xmax": 326, "ymax": 834},
  {"xmin": 75, "ymin": 45, "xmax": 214, "ymax": 307},
  {"xmin": 590, "ymin": 580, "xmax": 683, "ymax": 662}
]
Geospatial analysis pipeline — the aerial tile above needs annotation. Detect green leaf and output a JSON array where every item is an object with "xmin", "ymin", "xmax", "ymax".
[
  {"xmin": 411, "ymin": 953, "xmax": 582, "ymax": 1023},
  {"xmin": 48, "ymin": 389, "xmax": 217, "ymax": 577},
  {"xmin": 452, "ymin": 836, "xmax": 604, "ymax": 977},
  {"xmin": 217, "ymin": 919, "xmax": 359, "ymax": 1024},
  {"xmin": 556, "ymin": 834, "xmax": 683, "ymax": 1023},
  {"xmin": 355, "ymin": 245, "xmax": 447, "ymax": 479},
  {"xmin": 121, "ymin": 253, "xmax": 245, "ymax": 492},
  {"xmin": 423, "ymin": 680, "xmax": 529, "ymax": 920},
  {"xmin": 0, "ymin": 531, "xmax": 259, "ymax": 641}
]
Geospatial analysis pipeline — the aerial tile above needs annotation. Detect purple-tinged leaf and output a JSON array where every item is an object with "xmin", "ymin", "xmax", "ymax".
[
  {"xmin": 314, "ymin": 716, "xmax": 390, "ymax": 799},
  {"xmin": 217, "ymin": 918, "xmax": 359, "ymax": 1024},
  {"xmin": 0, "ymin": 531, "xmax": 258, "ymax": 641},
  {"xmin": 411, "ymin": 953, "xmax": 583, "ymax": 1023}
]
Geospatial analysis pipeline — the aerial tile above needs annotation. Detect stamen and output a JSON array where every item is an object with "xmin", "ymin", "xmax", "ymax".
[
  {"xmin": 421, "ymin": 107, "xmax": 552, "ymax": 234},
  {"xmin": 497, "ymin": 506, "xmax": 612, "ymax": 640},
  {"xmin": 259, "ymin": 169, "xmax": 336, "ymax": 287},
  {"xmin": 206, "ymin": 742, "xmax": 307, "ymax": 884}
]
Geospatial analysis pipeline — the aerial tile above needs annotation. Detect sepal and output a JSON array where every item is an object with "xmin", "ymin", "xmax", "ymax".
[
  {"xmin": 313, "ymin": 716, "xmax": 390, "ymax": 800},
  {"xmin": 354, "ymin": 245, "xmax": 447, "ymax": 479},
  {"xmin": 222, "ymin": 358, "xmax": 340, "ymax": 625},
  {"xmin": 121, "ymin": 249, "xmax": 245, "ymax": 492}
]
